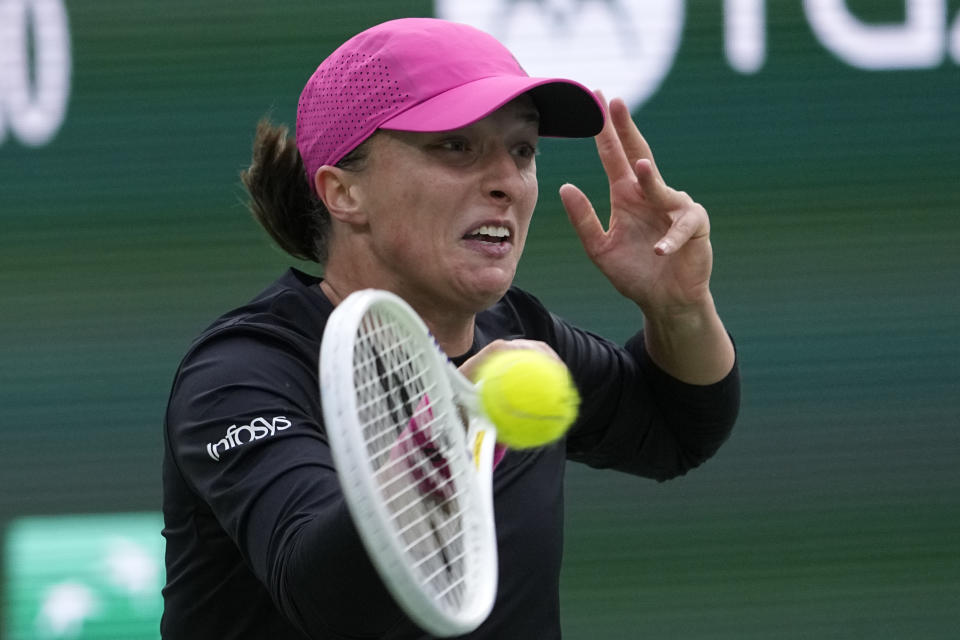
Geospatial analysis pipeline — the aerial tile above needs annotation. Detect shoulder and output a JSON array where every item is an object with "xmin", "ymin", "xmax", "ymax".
[
  {"xmin": 497, "ymin": 285, "xmax": 550, "ymax": 316},
  {"xmin": 167, "ymin": 269, "xmax": 331, "ymax": 411},
  {"xmin": 184, "ymin": 269, "xmax": 330, "ymax": 361},
  {"xmin": 204, "ymin": 268, "xmax": 329, "ymax": 340}
]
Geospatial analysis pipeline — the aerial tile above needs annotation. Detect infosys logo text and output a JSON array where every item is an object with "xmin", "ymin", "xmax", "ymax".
[{"xmin": 206, "ymin": 416, "xmax": 292, "ymax": 461}]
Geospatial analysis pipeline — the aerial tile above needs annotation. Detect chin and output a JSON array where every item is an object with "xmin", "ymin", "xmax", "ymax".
[
  {"xmin": 455, "ymin": 274, "xmax": 512, "ymax": 311},
  {"xmin": 445, "ymin": 259, "xmax": 516, "ymax": 309},
  {"xmin": 471, "ymin": 280, "xmax": 514, "ymax": 310}
]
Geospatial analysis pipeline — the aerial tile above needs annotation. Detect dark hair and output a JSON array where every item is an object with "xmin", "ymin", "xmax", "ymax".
[{"xmin": 241, "ymin": 118, "xmax": 370, "ymax": 264}]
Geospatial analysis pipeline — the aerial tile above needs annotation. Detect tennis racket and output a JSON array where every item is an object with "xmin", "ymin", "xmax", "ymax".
[{"xmin": 319, "ymin": 289, "xmax": 499, "ymax": 637}]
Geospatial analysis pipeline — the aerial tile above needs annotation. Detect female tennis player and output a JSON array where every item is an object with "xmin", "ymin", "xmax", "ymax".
[{"xmin": 162, "ymin": 17, "xmax": 739, "ymax": 639}]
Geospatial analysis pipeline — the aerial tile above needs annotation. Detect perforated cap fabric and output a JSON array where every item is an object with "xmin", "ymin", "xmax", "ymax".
[{"xmin": 296, "ymin": 18, "xmax": 605, "ymax": 193}]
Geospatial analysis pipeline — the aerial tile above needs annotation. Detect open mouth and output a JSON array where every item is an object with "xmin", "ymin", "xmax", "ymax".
[{"xmin": 464, "ymin": 224, "xmax": 511, "ymax": 244}]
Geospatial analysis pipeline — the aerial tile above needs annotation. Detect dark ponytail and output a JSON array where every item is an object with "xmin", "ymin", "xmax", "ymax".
[
  {"xmin": 241, "ymin": 119, "xmax": 374, "ymax": 264},
  {"xmin": 241, "ymin": 119, "xmax": 329, "ymax": 263}
]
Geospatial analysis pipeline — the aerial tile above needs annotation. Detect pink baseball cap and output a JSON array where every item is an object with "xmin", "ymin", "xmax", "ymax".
[{"xmin": 296, "ymin": 18, "xmax": 605, "ymax": 191}]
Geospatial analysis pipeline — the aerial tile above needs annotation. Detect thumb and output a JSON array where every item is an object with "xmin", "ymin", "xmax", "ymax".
[{"xmin": 559, "ymin": 183, "xmax": 606, "ymax": 255}]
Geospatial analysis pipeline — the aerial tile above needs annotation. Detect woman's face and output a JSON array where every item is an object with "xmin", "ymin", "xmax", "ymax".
[{"xmin": 346, "ymin": 96, "xmax": 540, "ymax": 317}]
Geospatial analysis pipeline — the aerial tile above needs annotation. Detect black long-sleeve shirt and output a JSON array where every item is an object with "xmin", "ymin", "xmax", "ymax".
[{"xmin": 161, "ymin": 268, "xmax": 740, "ymax": 639}]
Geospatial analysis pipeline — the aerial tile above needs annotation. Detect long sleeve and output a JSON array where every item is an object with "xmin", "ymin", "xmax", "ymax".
[
  {"xmin": 490, "ymin": 288, "xmax": 740, "ymax": 481},
  {"xmin": 163, "ymin": 328, "xmax": 410, "ymax": 638},
  {"xmin": 564, "ymin": 324, "xmax": 739, "ymax": 479}
]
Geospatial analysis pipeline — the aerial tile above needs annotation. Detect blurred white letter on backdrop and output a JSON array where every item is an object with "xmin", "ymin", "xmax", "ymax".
[
  {"xmin": 805, "ymin": 0, "xmax": 946, "ymax": 69},
  {"xmin": 0, "ymin": 0, "xmax": 72, "ymax": 147}
]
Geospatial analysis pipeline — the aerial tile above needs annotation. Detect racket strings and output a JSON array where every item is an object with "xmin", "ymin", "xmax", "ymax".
[
  {"xmin": 352, "ymin": 308, "xmax": 470, "ymax": 607},
  {"xmin": 385, "ymin": 472, "xmax": 468, "ymax": 540},
  {"xmin": 363, "ymin": 400, "xmax": 457, "ymax": 468},
  {"xmin": 400, "ymin": 509, "xmax": 466, "ymax": 553},
  {"xmin": 357, "ymin": 384, "xmax": 441, "ymax": 452},
  {"xmin": 378, "ymin": 454, "xmax": 463, "ymax": 510}
]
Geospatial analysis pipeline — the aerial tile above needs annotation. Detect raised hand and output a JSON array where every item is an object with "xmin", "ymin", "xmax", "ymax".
[
  {"xmin": 559, "ymin": 94, "xmax": 714, "ymax": 315},
  {"xmin": 560, "ymin": 93, "xmax": 734, "ymax": 384}
]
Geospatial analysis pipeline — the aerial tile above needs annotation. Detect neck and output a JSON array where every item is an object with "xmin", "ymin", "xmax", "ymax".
[{"xmin": 414, "ymin": 306, "xmax": 476, "ymax": 358}]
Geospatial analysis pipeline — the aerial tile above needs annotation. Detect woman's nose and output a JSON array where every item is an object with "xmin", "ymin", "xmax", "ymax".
[{"xmin": 482, "ymin": 148, "xmax": 525, "ymax": 204}]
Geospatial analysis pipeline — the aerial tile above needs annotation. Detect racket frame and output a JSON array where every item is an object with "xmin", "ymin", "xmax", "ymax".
[{"xmin": 320, "ymin": 289, "xmax": 498, "ymax": 637}]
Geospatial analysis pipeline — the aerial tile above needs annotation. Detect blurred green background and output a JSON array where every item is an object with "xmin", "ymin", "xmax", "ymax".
[{"xmin": 1, "ymin": 1, "xmax": 958, "ymax": 638}]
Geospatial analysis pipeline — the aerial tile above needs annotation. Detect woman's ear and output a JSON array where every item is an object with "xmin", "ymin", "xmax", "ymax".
[{"xmin": 314, "ymin": 166, "xmax": 368, "ymax": 225}]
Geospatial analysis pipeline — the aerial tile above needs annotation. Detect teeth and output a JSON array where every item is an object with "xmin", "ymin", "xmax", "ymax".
[{"xmin": 470, "ymin": 225, "xmax": 510, "ymax": 238}]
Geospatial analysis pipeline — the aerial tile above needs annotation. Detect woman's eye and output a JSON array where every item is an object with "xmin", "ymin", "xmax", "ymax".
[
  {"xmin": 514, "ymin": 142, "xmax": 538, "ymax": 160},
  {"xmin": 438, "ymin": 139, "xmax": 469, "ymax": 152}
]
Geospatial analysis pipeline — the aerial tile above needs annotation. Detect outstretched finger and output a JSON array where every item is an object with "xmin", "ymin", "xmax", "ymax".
[
  {"xmin": 559, "ymin": 183, "xmax": 607, "ymax": 258},
  {"xmin": 591, "ymin": 91, "xmax": 635, "ymax": 184},
  {"xmin": 609, "ymin": 98, "xmax": 663, "ymax": 184},
  {"xmin": 633, "ymin": 158, "xmax": 663, "ymax": 203}
]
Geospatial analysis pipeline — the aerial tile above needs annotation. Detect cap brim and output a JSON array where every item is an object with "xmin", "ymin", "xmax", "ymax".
[{"xmin": 380, "ymin": 75, "xmax": 605, "ymax": 138}]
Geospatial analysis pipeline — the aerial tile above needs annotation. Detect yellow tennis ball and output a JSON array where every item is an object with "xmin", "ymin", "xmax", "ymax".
[{"xmin": 475, "ymin": 349, "xmax": 580, "ymax": 449}]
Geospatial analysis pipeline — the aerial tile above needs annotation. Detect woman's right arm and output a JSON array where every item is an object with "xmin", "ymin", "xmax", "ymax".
[{"xmin": 165, "ymin": 332, "xmax": 407, "ymax": 637}]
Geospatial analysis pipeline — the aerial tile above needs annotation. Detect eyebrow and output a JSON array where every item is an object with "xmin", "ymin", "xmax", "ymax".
[
  {"xmin": 518, "ymin": 108, "xmax": 540, "ymax": 124},
  {"xmin": 504, "ymin": 97, "xmax": 540, "ymax": 125}
]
